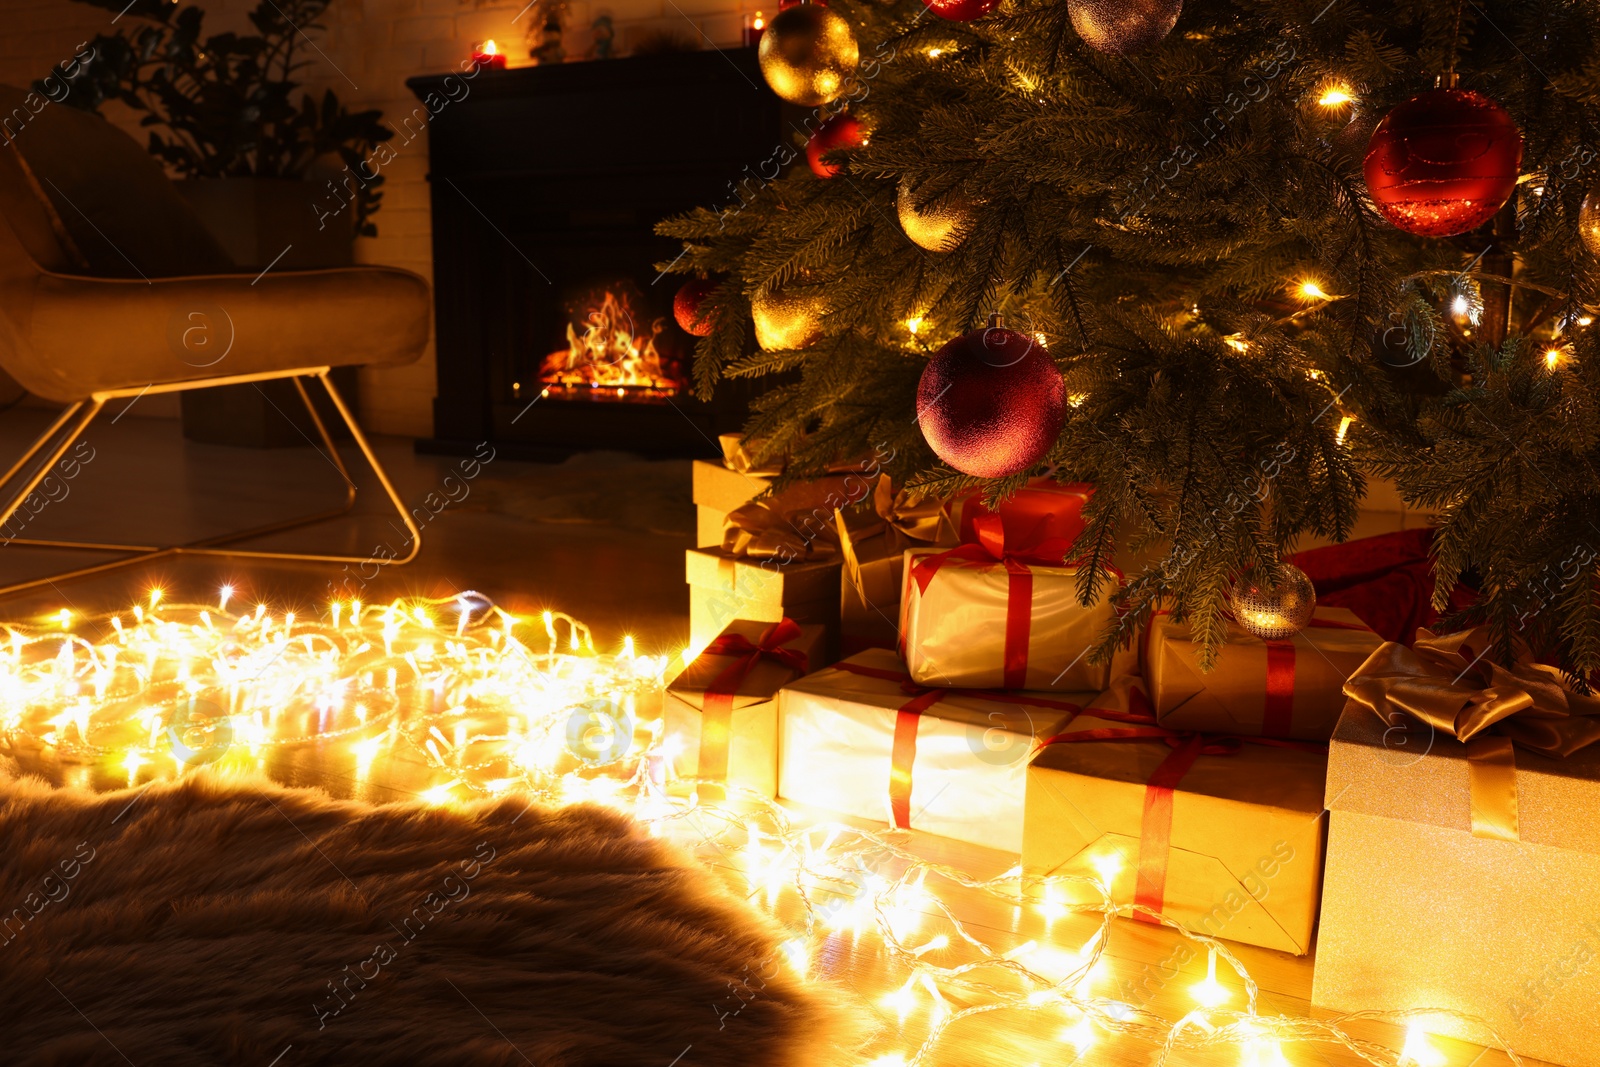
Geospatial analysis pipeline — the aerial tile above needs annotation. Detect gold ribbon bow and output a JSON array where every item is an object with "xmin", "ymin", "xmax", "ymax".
[
  {"xmin": 718, "ymin": 433, "xmax": 785, "ymax": 477},
  {"xmin": 835, "ymin": 477, "xmax": 954, "ymax": 608},
  {"xmin": 722, "ymin": 500, "xmax": 838, "ymax": 561},
  {"xmin": 1343, "ymin": 629, "xmax": 1600, "ymax": 841}
]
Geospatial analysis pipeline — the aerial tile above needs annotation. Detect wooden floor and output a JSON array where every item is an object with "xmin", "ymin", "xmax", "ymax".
[{"xmin": 0, "ymin": 408, "xmax": 1545, "ymax": 1067}]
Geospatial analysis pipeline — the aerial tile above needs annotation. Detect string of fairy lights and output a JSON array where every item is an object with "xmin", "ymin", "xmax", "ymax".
[{"xmin": 0, "ymin": 587, "xmax": 1521, "ymax": 1067}]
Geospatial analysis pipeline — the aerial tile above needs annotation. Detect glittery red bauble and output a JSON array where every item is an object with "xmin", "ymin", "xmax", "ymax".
[
  {"xmin": 924, "ymin": 0, "xmax": 998, "ymax": 21},
  {"xmin": 673, "ymin": 278, "xmax": 717, "ymax": 337},
  {"xmin": 917, "ymin": 324, "xmax": 1065, "ymax": 478},
  {"xmin": 1363, "ymin": 88, "xmax": 1524, "ymax": 237},
  {"xmin": 805, "ymin": 112, "xmax": 863, "ymax": 178}
]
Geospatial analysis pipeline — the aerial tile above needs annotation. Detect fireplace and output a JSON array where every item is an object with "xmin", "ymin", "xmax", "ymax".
[{"xmin": 408, "ymin": 49, "xmax": 784, "ymax": 458}]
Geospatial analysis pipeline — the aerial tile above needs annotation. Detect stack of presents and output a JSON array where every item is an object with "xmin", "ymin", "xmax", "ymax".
[{"xmin": 670, "ymin": 439, "xmax": 1600, "ymax": 1067}]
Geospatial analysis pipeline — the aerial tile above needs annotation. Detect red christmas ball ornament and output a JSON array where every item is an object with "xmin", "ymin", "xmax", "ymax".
[
  {"xmin": 924, "ymin": 0, "xmax": 998, "ymax": 21},
  {"xmin": 805, "ymin": 112, "xmax": 864, "ymax": 178},
  {"xmin": 917, "ymin": 316, "xmax": 1065, "ymax": 479},
  {"xmin": 1364, "ymin": 87, "xmax": 1524, "ymax": 237},
  {"xmin": 673, "ymin": 278, "xmax": 718, "ymax": 337}
]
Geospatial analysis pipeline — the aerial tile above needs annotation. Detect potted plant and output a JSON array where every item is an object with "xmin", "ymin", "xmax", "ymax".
[{"xmin": 42, "ymin": 0, "xmax": 394, "ymax": 446}]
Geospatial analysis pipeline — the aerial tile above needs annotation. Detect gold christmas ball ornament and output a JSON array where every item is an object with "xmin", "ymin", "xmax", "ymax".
[
  {"xmin": 757, "ymin": 3, "xmax": 860, "ymax": 107},
  {"xmin": 897, "ymin": 177, "xmax": 976, "ymax": 253},
  {"xmin": 1581, "ymin": 185, "xmax": 1600, "ymax": 256},
  {"xmin": 751, "ymin": 284, "xmax": 828, "ymax": 351},
  {"xmin": 1228, "ymin": 563, "xmax": 1317, "ymax": 641}
]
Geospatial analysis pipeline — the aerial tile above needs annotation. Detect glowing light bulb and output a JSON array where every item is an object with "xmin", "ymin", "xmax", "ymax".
[
  {"xmin": 218, "ymin": 585, "xmax": 234, "ymax": 610},
  {"xmin": 481, "ymin": 38, "xmax": 498, "ymax": 55},
  {"xmin": 57, "ymin": 609, "xmax": 71, "ymax": 629},
  {"xmin": 1190, "ymin": 949, "xmax": 1230, "ymax": 1008},
  {"xmin": 1452, "ymin": 294, "xmax": 1469, "ymax": 316},
  {"xmin": 1296, "ymin": 279, "xmax": 1330, "ymax": 301},
  {"xmin": 906, "ymin": 315, "xmax": 925, "ymax": 335},
  {"xmin": 1063, "ymin": 1016, "xmax": 1097, "ymax": 1054},
  {"xmin": 752, "ymin": 11, "xmax": 764, "ymax": 30},
  {"xmin": 622, "ymin": 634, "xmax": 635, "ymax": 659},
  {"xmin": 1090, "ymin": 849, "xmax": 1124, "ymax": 889},
  {"xmin": 421, "ymin": 782, "xmax": 458, "ymax": 806},
  {"xmin": 1336, "ymin": 415, "xmax": 1354, "ymax": 444},
  {"xmin": 1545, "ymin": 347, "xmax": 1566, "ymax": 369},
  {"xmin": 1317, "ymin": 85, "xmax": 1354, "ymax": 107},
  {"xmin": 1399, "ymin": 1023, "xmax": 1446, "ymax": 1067},
  {"xmin": 1223, "ymin": 335, "xmax": 1250, "ymax": 353},
  {"xmin": 149, "ymin": 588, "xmax": 163, "ymax": 608},
  {"xmin": 122, "ymin": 749, "xmax": 145, "ymax": 785},
  {"xmin": 927, "ymin": 47, "xmax": 943, "ymax": 58}
]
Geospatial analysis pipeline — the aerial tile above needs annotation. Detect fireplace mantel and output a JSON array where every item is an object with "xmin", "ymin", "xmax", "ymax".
[{"xmin": 407, "ymin": 48, "xmax": 784, "ymax": 459}]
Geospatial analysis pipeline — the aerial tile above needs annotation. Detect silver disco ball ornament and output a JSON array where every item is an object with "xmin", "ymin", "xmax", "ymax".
[{"xmin": 1228, "ymin": 563, "xmax": 1316, "ymax": 640}]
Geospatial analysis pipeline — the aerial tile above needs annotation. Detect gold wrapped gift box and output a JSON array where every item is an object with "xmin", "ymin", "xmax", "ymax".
[
  {"xmin": 686, "ymin": 547, "xmax": 840, "ymax": 655},
  {"xmin": 1023, "ymin": 677, "xmax": 1328, "ymax": 955},
  {"xmin": 900, "ymin": 547, "xmax": 1120, "ymax": 692},
  {"xmin": 1145, "ymin": 607, "xmax": 1383, "ymax": 741},
  {"xmin": 664, "ymin": 618, "xmax": 827, "ymax": 798},
  {"xmin": 1312, "ymin": 633, "xmax": 1600, "ymax": 1067},
  {"xmin": 777, "ymin": 649, "xmax": 1093, "ymax": 853}
]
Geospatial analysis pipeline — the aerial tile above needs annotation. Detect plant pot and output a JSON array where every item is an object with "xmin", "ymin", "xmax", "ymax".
[{"xmin": 175, "ymin": 177, "xmax": 361, "ymax": 448}]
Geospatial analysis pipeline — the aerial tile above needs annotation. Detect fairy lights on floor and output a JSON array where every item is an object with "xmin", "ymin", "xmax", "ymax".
[{"xmin": 0, "ymin": 587, "xmax": 1518, "ymax": 1067}]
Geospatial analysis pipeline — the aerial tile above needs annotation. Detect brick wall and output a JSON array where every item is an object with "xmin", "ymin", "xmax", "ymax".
[{"xmin": 0, "ymin": 0, "xmax": 755, "ymax": 434}]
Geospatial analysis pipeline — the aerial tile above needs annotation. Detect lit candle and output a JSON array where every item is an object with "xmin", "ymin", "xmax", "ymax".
[
  {"xmin": 472, "ymin": 38, "xmax": 507, "ymax": 70},
  {"xmin": 743, "ymin": 11, "xmax": 765, "ymax": 46}
]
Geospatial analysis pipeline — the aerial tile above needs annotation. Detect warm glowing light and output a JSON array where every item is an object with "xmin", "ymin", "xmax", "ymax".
[
  {"xmin": 149, "ymin": 588, "xmax": 163, "ymax": 608},
  {"xmin": 481, "ymin": 38, "xmax": 498, "ymax": 55},
  {"xmin": 1317, "ymin": 84, "xmax": 1354, "ymax": 107},
  {"xmin": 1223, "ymin": 335, "xmax": 1250, "ymax": 353},
  {"xmin": 1336, "ymin": 415, "xmax": 1354, "ymax": 444},
  {"xmin": 1580, "ymin": 316, "xmax": 1594, "ymax": 326},
  {"xmin": 1546, "ymin": 347, "xmax": 1566, "ymax": 369},
  {"xmin": 421, "ymin": 782, "xmax": 459, "ymax": 806},
  {"xmin": 56, "ymin": 609, "xmax": 71, "ymax": 629},
  {"xmin": 1090, "ymin": 849, "xmax": 1124, "ymax": 889},
  {"xmin": 1295, "ymin": 279, "xmax": 1330, "ymax": 301},
  {"xmin": 1452, "ymin": 294, "xmax": 1469, "ymax": 316},
  {"xmin": 540, "ymin": 289, "xmax": 682, "ymax": 399},
  {"xmin": 752, "ymin": 11, "xmax": 764, "ymax": 30},
  {"xmin": 927, "ymin": 47, "xmax": 943, "ymax": 58},
  {"xmin": 1067, "ymin": 393, "xmax": 1087, "ymax": 407},
  {"xmin": 1190, "ymin": 949, "xmax": 1231, "ymax": 1008},
  {"xmin": 1399, "ymin": 1023, "xmax": 1447, "ymax": 1067},
  {"xmin": 122, "ymin": 749, "xmax": 145, "ymax": 785},
  {"xmin": 906, "ymin": 315, "xmax": 925, "ymax": 335},
  {"xmin": 218, "ymin": 585, "xmax": 234, "ymax": 611},
  {"xmin": 1062, "ymin": 1016, "xmax": 1097, "ymax": 1054}
]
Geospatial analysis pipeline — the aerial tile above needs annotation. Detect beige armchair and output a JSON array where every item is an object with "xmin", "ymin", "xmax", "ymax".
[{"xmin": 0, "ymin": 86, "xmax": 431, "ymax": 596}]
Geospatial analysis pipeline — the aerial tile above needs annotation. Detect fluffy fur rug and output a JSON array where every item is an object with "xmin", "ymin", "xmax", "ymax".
[{"xmin": 0, "ymin": 767, "xmax": 857, "ymax": 1066}]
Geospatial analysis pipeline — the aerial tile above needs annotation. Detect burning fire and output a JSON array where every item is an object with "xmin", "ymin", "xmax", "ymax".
[{"xmin": 539, "ymin": 289, "xmax": 682, "ymax": 401}]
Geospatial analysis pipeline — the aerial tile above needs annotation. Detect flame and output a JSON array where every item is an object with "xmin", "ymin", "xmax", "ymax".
[
  {"xmin": 481, "ymin": 39, "xmax": 499, "ymax": 56},
  {"xmin": 540, "ymin": 289, "xmax": 682, "ymax": 400}
]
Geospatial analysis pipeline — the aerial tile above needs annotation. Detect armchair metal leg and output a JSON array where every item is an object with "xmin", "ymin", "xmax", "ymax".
[{"xmin": 0, "ymin": 368, "xmax": 424, "ymax": 598}]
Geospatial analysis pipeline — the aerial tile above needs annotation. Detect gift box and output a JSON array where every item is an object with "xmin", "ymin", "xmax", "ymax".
[
  {"xmin": 777, "ymin": 648, "xmax": 1092, "ymax": 852},
  {"xmin": 899, "ymin": 518, "xmax": 1121, "ymax": 692},
  {"xmin": 687, "ymin": 547, "xmax": 840, "ymax": 654},
  {"xmin": 1023, "ymin": 675, "xmax": 1328, "ymax": 955},
  {"xmin": 1144, "ymin": 607, "xmax": 1383, "ymax": 742},
  {"xmin": 836, "ymin": 477, "xmax": 956, "ymax": 656},
  {"xmin": 664, "ymin": 618, "xmax": 827, "ymax": 798},
  {"xmin": 947, "ymin": 479, "xmax": 1093, "ymax": 547},
  {"xmin": 1312, "ymin": 631, "xmax": 1600, "ymax": 1067}
]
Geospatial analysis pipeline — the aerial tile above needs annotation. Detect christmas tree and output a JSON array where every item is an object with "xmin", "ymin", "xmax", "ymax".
[{"xmin": 660, "ymin": 0, "xmax": 1600, "ymax": 671}]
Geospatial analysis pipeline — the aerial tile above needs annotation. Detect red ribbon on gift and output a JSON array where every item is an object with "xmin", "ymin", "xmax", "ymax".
[
  {"xmin": 1041, "ymin": 684, "xmax": 1325, "ymax": 921},
  {"xmin": 1143, "ymin": 609, "xmax": 1372, "ymax": 738},
  {"xmin": 831, "ymin": 659, "xmax": 1088, "ymax": 830},
  {"xmin": 698, "ymin": 619, "xmax": 810, "ymax": 786},
  {"xmin": 909, "ymin": 514, "xmax": 1081, "ymax": 689},
  {"xmin": 949, "ymin": 480, "xmax": 1094, "ymax": 549}
]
